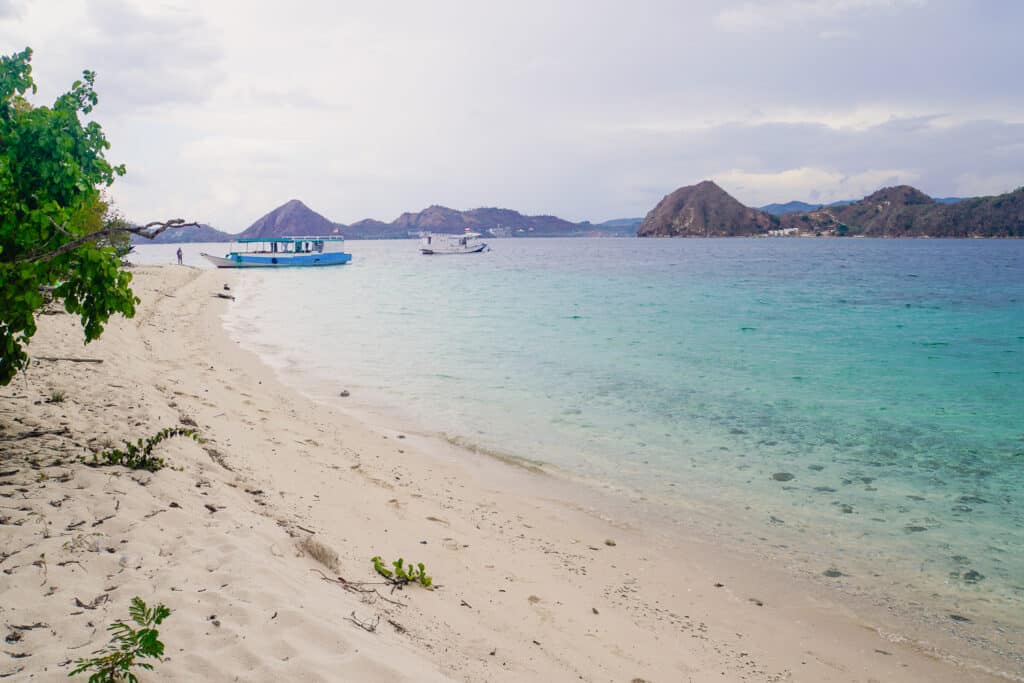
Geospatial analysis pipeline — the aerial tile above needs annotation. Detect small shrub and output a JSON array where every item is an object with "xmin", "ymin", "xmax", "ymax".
[
  {"xmin": 89, "ymin": 427, "xmax": 199, "ymax": 472},
  {"xmin": 372, "ymin": 556, "xmax": 432, "ymax": 589},
  {"xmin": 69, "ymin": 596, "xmax": 171, "ymax": 682},
  {"xmin": 298, "ymin": 536, "xmax": 339, "ymax": 572},
  {"xmin": 48, "ymin": 390, "xmax": 66, "ymax": 403}
]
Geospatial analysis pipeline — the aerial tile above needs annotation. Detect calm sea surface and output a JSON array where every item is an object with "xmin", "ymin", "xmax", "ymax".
[{"xmin": 136, "ymin": 238, "xmax": 1024, "ymax": 657}]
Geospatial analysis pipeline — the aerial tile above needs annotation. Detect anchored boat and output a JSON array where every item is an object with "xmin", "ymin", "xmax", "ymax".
[
  {"xmin": 201, "ymin": 237, "xmax": 352, "ymax": 268},
  {"xmin": 419, "ymin": 230, "xmax": 488, "ymax": 255}
]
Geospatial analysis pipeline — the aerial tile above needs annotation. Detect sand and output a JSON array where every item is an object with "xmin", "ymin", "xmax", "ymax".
[{"xmin": 0, "ymin": 265, "xmax": 1017, "ymax": 682}]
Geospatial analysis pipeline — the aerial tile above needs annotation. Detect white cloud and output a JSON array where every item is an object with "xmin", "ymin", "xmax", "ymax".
[
  {"xmin": 713, "ymin": 167, "xmax": 920, "ymax": 204},
  {"xmin": 715, "ymin": 0, "xmax": 926, "ymax": 32}
]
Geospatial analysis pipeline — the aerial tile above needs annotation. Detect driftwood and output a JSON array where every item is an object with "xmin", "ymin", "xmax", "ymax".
[{"xmin": 34, "ymin": 357, "xmax": 103, "ymax": 363}]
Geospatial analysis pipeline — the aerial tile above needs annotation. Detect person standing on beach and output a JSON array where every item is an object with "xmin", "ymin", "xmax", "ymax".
[{"xmin": 176, "ymin": 247, "xmax": 183, "ymax": 265}]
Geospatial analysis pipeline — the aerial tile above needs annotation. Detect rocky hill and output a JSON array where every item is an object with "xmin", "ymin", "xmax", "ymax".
[
  {"xmin": 237, "ymin": 199, "xmax": 342, "ymax": 238},
  {"xmin": 638, "ymin": 181, "xmax": 779, "ymax": 237},
  {"xmin": 781, "ymin": 185, "xmax": 1024, "ymax": 237}
]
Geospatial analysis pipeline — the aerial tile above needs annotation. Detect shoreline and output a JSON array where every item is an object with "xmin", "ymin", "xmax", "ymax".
[{"xmin": 1, "ymin": 265, "xmax": 1019, "ymax": 681}]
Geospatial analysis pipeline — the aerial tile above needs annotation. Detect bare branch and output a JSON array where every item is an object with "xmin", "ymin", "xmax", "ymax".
[{"xmin": 20, "ymin": 219, "xmax": 200, "ymax": 264}]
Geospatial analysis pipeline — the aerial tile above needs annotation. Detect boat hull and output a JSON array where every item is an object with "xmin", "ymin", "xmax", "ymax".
[
  {"xmin": 420, "ymin": 243, "xmax": 487, "ymax": 255},
  {"xmin": 201, "ymin": 252, "xmax": 352, "ymax": 268}
]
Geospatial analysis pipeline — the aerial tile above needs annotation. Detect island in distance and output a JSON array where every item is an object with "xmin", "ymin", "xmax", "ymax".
[
  {"xmin": 137, "ymin": 182, "xmax": 1023, "ymax": 244},
  {"xmin": 136, "ymin": 199, "xmax": 640, "ymax": 244},
  {"xmin": 639, "ymin": 181, "xmax": 1023, "ymax": 238}
]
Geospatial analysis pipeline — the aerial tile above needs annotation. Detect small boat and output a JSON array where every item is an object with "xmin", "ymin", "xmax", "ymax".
[
  {"xmin": 419, "ymin": 230, "xmax": 488, "ymax": 255},
  {"xmin": 201, "ymin": 237, "xmax": 352, "ymax": 268}
]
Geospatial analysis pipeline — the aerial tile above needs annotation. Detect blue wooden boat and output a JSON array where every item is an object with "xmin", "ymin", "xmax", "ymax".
[{"xmin": 201, "ymin": 237, "xmax": 352, "ymax": 268}]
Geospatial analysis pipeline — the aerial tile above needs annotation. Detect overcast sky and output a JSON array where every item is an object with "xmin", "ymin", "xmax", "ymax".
[{"xmin": 3, "ymin": 0, "xmax": 1022, "ymax": 230}]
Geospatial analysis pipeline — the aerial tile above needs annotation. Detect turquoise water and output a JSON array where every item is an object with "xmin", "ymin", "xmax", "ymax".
[{"xmin": 141, "ymin": 238, "xmax": 1024, "ymax": 653}]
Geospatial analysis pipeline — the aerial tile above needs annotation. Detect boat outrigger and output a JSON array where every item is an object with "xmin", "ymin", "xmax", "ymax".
[
  {"xmin": 201, "ymin": 237, "xmax": 352, "ymax": 268},
  {"xmin": 419, "ymin": 230, "xmax": 488, "ymax": 255}
]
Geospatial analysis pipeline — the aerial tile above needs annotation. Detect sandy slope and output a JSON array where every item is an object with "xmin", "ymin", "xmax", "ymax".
[{"xmin": 0, "ymin": 266, "xmax": 1015, "ymax": 682}]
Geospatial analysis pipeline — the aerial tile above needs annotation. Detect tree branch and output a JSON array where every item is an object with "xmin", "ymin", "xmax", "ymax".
[{"xmin": 21, "ymin": 219, "xmax": 200, "ymax": 264}]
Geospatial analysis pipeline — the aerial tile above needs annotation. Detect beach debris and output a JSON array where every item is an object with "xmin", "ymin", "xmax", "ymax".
[
  {"xmin": 339, "ymin": 390, "xmax": 350, "ymax": 397},
  {"xmin": 748, "ymin": 598, "xmax": 764, "ymax": 607},
  {"xmin": 949, "ymin": 614, "xmax": 972, "ymax": 623},
  {"xmin": 223, "ymin": 284, "xmax": 231, "ymax": 291},
  {"xmin": 460, "ymin": 599, "xmax": 472, "ymax": 608},
  {"xmin": 346, "ymin": 611, "xmax": 379, "ymax": 633},
  {"xmin": 771, "ymin": 472, "xmax": 795, "ymax": 482},
  {"xmin": 203, "ymin": 503, "xmax": 221, "ymax": 514},
  {"xmin": 207, "ymin": 615, "xmax": 221, "ymax": 628},
  {"xmin": 904, "ymin": 525, "xmax": 928, "ymax": 533},
  {"xmin": 604, "ymin": 539, "xmax": 616, "ymax": 547},
  {"xmin": 73, "ymin": 594, "xmax": 109, "ymax": 610},
  {"xmin": 297, "ymin": 536, "xmax": 339, "ymax": 572},
  {"xmin": 592, "ymin": 607, "xmax": 599, "ymax": 614},
  {"xmin": 387, "ymin": 619, "xmax": 406, "ymax": 634},
  {"xmin": 713, "ymin": 582, "xmax": 724, "ymax": 588},
  {"xmin": 822, "ymin": 568, "xmax": 845, "ymax": 578}
]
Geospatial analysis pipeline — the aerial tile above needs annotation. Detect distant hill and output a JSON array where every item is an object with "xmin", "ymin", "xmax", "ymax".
[
  {"xmin": 130, "ymin": 223, "xmax": 232, "ymax": 244},
  {"xmin": 391, "ymin": 205, "xmax": 584, "ymax": 236},
  {"xmin": 595, "ymin": 217, "xmax": 643, "ymax": 234},
  {"xmin": 344, "ymin": 218, "xmax": 409, "ymax": 240},
  {"xmin": 759, "ymin": 201, "xmax": 824, "ymax": 216},
  {"xmin": 237, "ymin": 199, "xmax": 343, "ymax": 238},
  {"xmin": 760, "ymin": 196, "xmax": 966, "ymax": 216},
  {"xmin": 779, "ymin": 185, "xmax": 1024, "ymax": 237},
  {"xmin": 638, "ymin": 180, "xmax": 779, "ymax": 237}
]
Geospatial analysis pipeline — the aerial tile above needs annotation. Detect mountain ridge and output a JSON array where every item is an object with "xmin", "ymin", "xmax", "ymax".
[{"xmin": 133, "ymin": 186, "xmax": 1019, "ymax": 243}]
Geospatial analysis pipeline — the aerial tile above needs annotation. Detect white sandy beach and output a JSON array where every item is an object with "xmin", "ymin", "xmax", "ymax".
[{"xmin": 0, "ymin": 265, "xmax": 1017, "ymax": 682}]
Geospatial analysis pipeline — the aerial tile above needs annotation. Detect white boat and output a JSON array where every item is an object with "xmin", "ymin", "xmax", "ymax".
[
  {"xmin": 201, "ymin": 236, "xmax": 352, "ymax": 268},
  {"xmin": 419, "ymin": 230, "xmax": 488, "ymax": 255}
]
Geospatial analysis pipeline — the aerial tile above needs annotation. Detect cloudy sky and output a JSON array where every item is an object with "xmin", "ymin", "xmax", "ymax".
[{"xmin": 2, "ymin": 0, "xmax": 1022, "ymax": 230}]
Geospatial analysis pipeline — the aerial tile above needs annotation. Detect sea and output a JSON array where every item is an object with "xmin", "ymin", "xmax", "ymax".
[{"xmin": 135, "ymin": 238, "xmax": 1024, "ymax": 667}]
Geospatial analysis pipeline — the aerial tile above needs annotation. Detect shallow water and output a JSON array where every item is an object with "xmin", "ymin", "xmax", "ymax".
[{"xmin": 136, "ymin": 238, "xmax": 1024, "ymax": 654}]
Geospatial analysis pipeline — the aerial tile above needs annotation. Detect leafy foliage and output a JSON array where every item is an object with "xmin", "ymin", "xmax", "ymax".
[
  {"xmin": 69, "ymin": 596, "xmax": 171, "ymax": 683},
  {"xmin": 89, "ymin": 427, "xmax": 200, "ymax": 472},
  {"xmin": 0, "ymin": 47, "xmax": 133, "ymax": 386},
  {"xmin": 372, "ymin": 556, "xmax": 433, "ymax": 589}
]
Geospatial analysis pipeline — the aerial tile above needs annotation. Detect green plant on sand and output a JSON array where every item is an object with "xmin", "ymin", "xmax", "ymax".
[
  {"xmin": 69, "ymin": 596, "xmax": 171, "ymax": 682},
  {"xmin": 89, "ymin": 427, "xmax": 199, "ymax": 472},
  {"xmin": 372, "ymin": 556, "xmax": 433, "ymax": 589}
]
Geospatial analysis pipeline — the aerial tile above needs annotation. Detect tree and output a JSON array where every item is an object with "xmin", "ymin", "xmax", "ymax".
[{"xmin": 0, "ymin": 48, "xmax": 193, "ymax": 385}]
